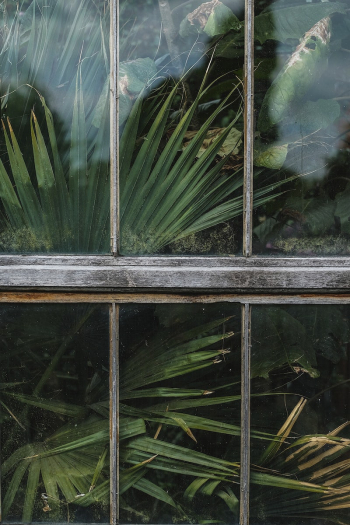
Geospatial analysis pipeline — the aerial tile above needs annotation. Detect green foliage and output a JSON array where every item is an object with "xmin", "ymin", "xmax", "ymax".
[
  {"xmin": 258, "ymin": 17, "xmax": 332, "ymax": 131},
  {"xmin": 252, "ymin": 307, "xmax": 320, "ymax": 379},
  {"xmin": 119, "ymin": 78, "xmax": 245, "ymax": 254},
  {"xmin": 0, "ymin": 90, "xmax": 110, "ymax": 252},
  {"xmin": 119, "ymin": 58, "xmax": 157, "ymax": 126},
  {"xmin": 3, "ymin": 303, "xmax": 350, "ymax": 523},
  {"xmin": 254, "ymin": 141, "xmax": 288, "ymax": 169},
  {"xmin": 253, "ymin": 0, "xmax": 350, "ymax": 252},
  {"xmin": 179, "ymin": 0, "xmax": 241, "ymax": 38},
  {"xmin": 287, "ymin": 99, "xmax": 341, "ymax": 135},
  {"xmin": 254, "ymin": 1, "xmax": 346, "ymax": 44},
  {"xmin": 0, "ymin": 0, "xmax": 110, "ymax": 253},
  {"xmin": 0, "ymin": 0, "xmax": 288, "ymax": 255}
]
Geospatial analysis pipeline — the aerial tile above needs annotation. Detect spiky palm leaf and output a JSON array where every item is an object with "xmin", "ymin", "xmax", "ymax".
[
  {"xmin": 0, "ymin": 0, "xmax": 293, "ymax": 255},
  {"xmin": 5, "ymin": 308, "xmax": 350, "ymax": 523},
  {"xmin": 0, "ymin": 0, "xmax": 110, "ymax": 252},
  {"xmin": 119, "ymin": 76, "xmax": 291, "ymax": 255}
]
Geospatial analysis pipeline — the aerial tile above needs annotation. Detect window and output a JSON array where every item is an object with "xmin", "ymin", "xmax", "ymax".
[{"xmin": 1, "ymin": 1, "xmax": 350, "ymax": 525}]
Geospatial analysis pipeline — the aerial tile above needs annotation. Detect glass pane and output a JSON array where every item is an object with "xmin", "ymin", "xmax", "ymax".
[
  {"xmin": 253, "ymin": 1, "xmax": 350, "ymax": 256},
  {"xmin": 0, "ymin": 1, "xmax": 110, "ymax": 253},
  {"xmin": 250, "ymin": 305, "xmax": 350, "ymax": 525},
  {"xmin": 1, "ymin": 304, "xmax": 110, "ymax": 523},
  {"xmin": 120, "ymin": 303, "xmax": 241, "ymax": 523},
  {"xmin": 119, "ymin": 0, "xmax": 244, "ymax": 255}
]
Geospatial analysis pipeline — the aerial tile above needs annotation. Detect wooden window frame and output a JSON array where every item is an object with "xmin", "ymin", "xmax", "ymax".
[
  {"xmin": 0, "ymin": 0, "xmax": 346, "ymax": 296},
  {"xmin": 1, "ymin": 1, "xmax": 349, "ymax": 524}
]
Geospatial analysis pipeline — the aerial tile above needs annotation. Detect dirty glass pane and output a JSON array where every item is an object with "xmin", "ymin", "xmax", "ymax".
[
  {"xmin": 119, "ymin": 0, "xmax": 244, "ymax": 255},
  {"xmin": 120, "ymin": 303, "xmax": 241, "ymax": 523},
  {"xmin": 0, "ymin": 304, "xmax": 110, "ymax": 523},
  {"xmin": 0, "ymin": 1, "xmax": 110, "ymax": 253},
  {"xmin": 250, "ymin": 305, "xmax": 350, "ymax": 524},
  {"xmin": 253, "ymin": 1, "xmax": 350, "ymax": 255}
]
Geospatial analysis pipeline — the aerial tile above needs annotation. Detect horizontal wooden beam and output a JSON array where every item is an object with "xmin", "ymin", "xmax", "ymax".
[
  {"xmin": 0, "ymin": 292, "xmax": 350, "ymax": 303},
  {"xmin": 0, "ymin": 257, "xmax": 348, "ymax": 292},
  {"xmin": 0, "ymin": 255, "xmax": 349, "ymax": 267}
]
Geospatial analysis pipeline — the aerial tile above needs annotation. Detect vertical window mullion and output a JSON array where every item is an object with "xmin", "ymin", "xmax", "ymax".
[
  {"xmin": 243, "ymin": 0, "xmax": 254, "ymax": 258},
  {"xmin": 110, "ymin": 303, "xmax": 119, "ymax": 524},
  {"xmin": 240, "ymin": 302, "xmax": 251, "ymax": 525},
  {"xmin": 111, "ymin": 0, "xmax": 119, "ymax": 256}
]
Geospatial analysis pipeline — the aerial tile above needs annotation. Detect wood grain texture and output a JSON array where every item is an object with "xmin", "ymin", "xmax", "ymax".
[
  {"xmin": 0, "ymin": 263, "xmax": 348, "ymax": 292},
  {"xmin": 0, "ymin": 255, "xmax": 349, "ymax": 267},
  {"xmin": 0, "ymin": 293, "xmax": 350, "ymax": 303}
]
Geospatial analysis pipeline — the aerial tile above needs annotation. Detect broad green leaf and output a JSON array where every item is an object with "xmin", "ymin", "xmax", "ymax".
[
  {"xmin": 253, "ymin": 217, "xmax": 277, "ymax": 244},
  {"xmin": 285, "ymin": 99, "xmax": 340, "ymax": 135},
  {"xmin": 258, "ymin": 17, "xmax": 332, "ymax": 131},
  {"xmin": 204, "ymin": 3, "xmax": 241, "ymax": 36},
  {"xmin": 119, "ymin": 58, "xmax": 157, "ymax": 126},
  {"xmin": 255, "ymin": 2, "xmax": 346, "ymax": 44},
  {"xmin": 179, "ymin": 0, "xmax": 241, "ymax": 38},
  {"xmin": 254, "ymin": 141, "xmax": 288, "ymax": 169}
]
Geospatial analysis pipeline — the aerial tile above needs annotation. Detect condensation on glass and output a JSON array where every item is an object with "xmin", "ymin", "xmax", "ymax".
[
  {"xmin": 253, "ymin": 1, "xmax": 350, "ymax": 256},
  {"xmin": 119, "ymin": 303, "xmax": 241, "ymax": 523},
  {"xmin": 119, "ymin": 0, "xmax": 245, "ymax": 255},
  {"xmin": 250, "ymin": 304, "xmax": 350, "ymax": 524},
  {"xmin": 0, "ymin": 1, "xmax": 110, "ymax": 253},
  {"xmin": 0, "ymin": 304, "xmax": 110, "ymax": 523}
]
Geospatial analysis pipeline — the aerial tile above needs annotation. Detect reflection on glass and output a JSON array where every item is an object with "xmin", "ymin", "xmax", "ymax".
[
  {"xmin": 119, "ymin": 0, "xmax": 245, "ymax": 255},
  {"xmin": 120, "ymin": 304, "xmax": 241, "ymax": 523},
  {"xmin": 0, "ymin": 1, "xmax": 110, "ymax": 253},
  {"xmin": 1, "ymin": 304, "xmax": 110, "ymax": 523},
  {"xmin": 254, "ymin": 1, "xmax": 350, "ymax": 255},
  {"xmin": 250, "ymin": 305, "xmax": 350, "ymax": 524}
]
